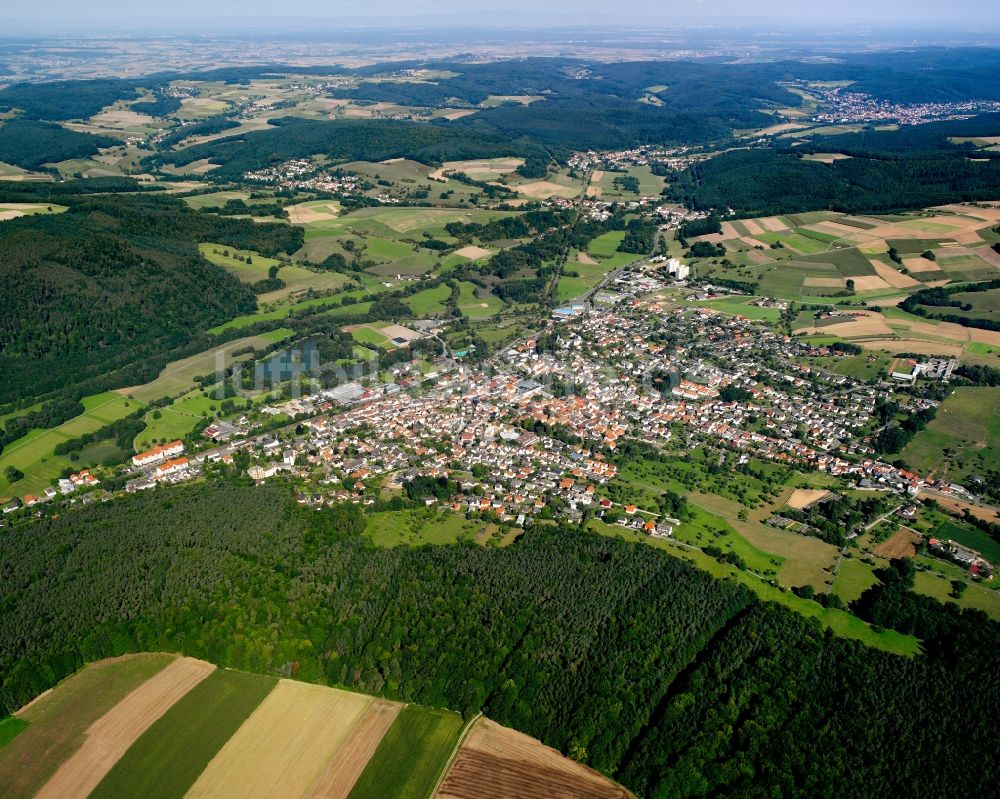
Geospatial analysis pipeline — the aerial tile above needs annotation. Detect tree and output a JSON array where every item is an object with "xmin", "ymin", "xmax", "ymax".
[{"xmin": 4, "ymin": 466, "xmax": 24, "ymax": 483}]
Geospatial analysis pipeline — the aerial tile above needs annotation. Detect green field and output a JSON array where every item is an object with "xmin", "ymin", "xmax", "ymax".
[
  {"xmin": 89, "ymin": 669, "xmax": 276, "ymax": 799},
  {"xmin": 0, "ymin": 717, "xmax": 27, "ymax": 750},
  {"xmin": 199, "ymin": 243, "xmax": 279, "ymax": 282},
  {"xmin": 0, "ymin": 654, "xmax": 176, "ymax": 799},
  {"xmin": 456, "ymin": 281, "xmax": 504, "ymax": 319},
  {"xmin": 933, "ymin": 521, "xmax": 1000, "ymax": 565},
  {"xmin": 901, "ymin": 387, "xmax": 1000, "ymax": 480},
  {"xmin": 832, "ymin": 556, "xmax": 880, "ymax": 604},
  {"xmin": 592, "ymin": 165, "xmax": 665, "ymax": 197},
  {"xmin": 365, "ymin": 508, "xmax": 507, "ymax": 547},
  {"xmin": 135, "ymin": 389, "xmax": 231, "ymax": 450},
  {"xmin": 692, "ymin": 296, "xmax": 782, "ymax": 322},
  {"xmin": 347, "ymin": 705, "xmax": 465, "ymax": 799},
  {"xmin": 0, "ymin": 391, "xmax": 140, "ymax": 500},
  {"xmin": 405, "ymin": 284, "xmax": 451, "ymax": 317},
  {"xmin": 557, "ymin": 255, "xmax": 617, "ymax": 302},
  {"xmin": 754, "ymin": 231, "xmax": 830, "ymax": 255}
]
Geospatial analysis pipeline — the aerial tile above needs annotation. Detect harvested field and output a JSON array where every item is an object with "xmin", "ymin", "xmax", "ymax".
[
  {"xmin": 515, "ymin": 180, "xmax": 579, "ymax": 199},
  {"xmin": 873, "ymin": 527, "xmax": 923, "ymax": 559},
  {"xmin": 591, "ymin": 170, "xmax": 605, "ymax": 181},
  {"xmin": 740, "ymin": 218, "xmax": 765, "ymax": 235},
  {"xmin": 849, "ymin": 275, "xmax": 892, "ymax": 292},
  {"xmin": 455, "ymin": 245, "xmax": 493, "ymax": 260},
  {"xmin": 800, "ymin": 313, "xmax": 893, "ymax": 339},
  {"xmin": 786, "ymin": 488, "xmax": 831, "ymax": 510},
  {"xmin": 187, "ymin": 681, "xmax": 373, "ymax": 799},
  {"xmin": 307, "ymin": 699, "xmax": 402, "ymax": 799},
  {"xmin": 577, "ymin": 251, "xmax": 598, "ymax": 264},
  {"xmin": 902, "ymin": 257, "xmax": 942, "ymax": 274},
  {"xmin": 803, "ymin": 277, "xmax": 846, "ymax": 288},
  {"xmin": 758, "ymin": 216, "xmax": 790, "ymax": 232},
  {"xmin": 925, "ymin": 494, "xmax": 1000, "ymax": 525},
  {"xmin": 34, "ymin": 657, "xmax": 214, "ymax": 799},
  {"xmin": 436, "ymin": 718, "xmax": 629, "ymax": 799},
  {"xmin": 871, "ymin": 260, "xmax": 921, "ymax": 288},
  {"xmin": 287, "ymin": 202, "xmax": 341, "ymax": 224}
]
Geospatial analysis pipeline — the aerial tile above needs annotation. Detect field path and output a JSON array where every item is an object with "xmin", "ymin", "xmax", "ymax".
[
  {"xmin": 186, "ymin": 680, "xmax": 373, "ymax": 799},
  {"xmin": 305, "ymin": 698, "xmax": 402, "ymax": 799},
  {"xmin": 33, "ymin": 657, "xmax": 214, "ymax": 799}
]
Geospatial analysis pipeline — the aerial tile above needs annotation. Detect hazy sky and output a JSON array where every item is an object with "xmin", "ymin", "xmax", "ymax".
[{"xmin": 5, "ymin": 0, "xmax": 1000, "ymax": 30}]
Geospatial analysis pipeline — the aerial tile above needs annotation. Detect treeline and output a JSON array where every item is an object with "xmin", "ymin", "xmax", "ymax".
[
  {"xmin": 872, "ymin": 400, "xmax": 938, "ymax": 455},
  {"xmin": 0, "ymin": 120, "xmax": 118, "ymax": 170},
  {"xmin": 900, "ymin": 278, "xmax": 1000, "ymax": 332},
  {"xmin": 444, "ymin": 209, "xmax": 569, "ymax": 242},
  {"xmin": 0, "ymin": 482, "xmax": 996, "ymax": 797}
]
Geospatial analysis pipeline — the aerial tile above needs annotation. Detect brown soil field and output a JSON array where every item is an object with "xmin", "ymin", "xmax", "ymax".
[
  {"xmin": 436, "ymin": 718, "xmax": 630, "ymax": 799},
  {"xmin": 786, "ymin": 488, "xmax": 831, "ymax": 509},
  {"xmin": 856, "ymin": 338, "xmax": 965, "ymax": 357},
  {"xmin": 801, "ymin": 313, "xmax": 893, "ymax": 338},
  {"xmin": 850, "ymin": 275, "xmax": 893, "ymax": 292},
  {"xmin": 902, "ymin": 257, "xmax": 942, "ymax": 274},
  {"xmin": 740, "ymin": 218, "xmax": 765, "ymax": 235},
  {"xmin": 455, "ymin": 245, "xmax": 493, "ymax": 260},
  {"xmin": 515, "ymin": 180, "xmax": 578, "ymax": 199},
  {"xmin": 577, "ymin": 251, "xmax": 598, "ymax": 265},
  {"xmin": 34, "ymin": 657, "xmax": 214, "ymax": 799},
  {"xmin": 0, "ymin": 210, "xmax": 24, "ymax": 221},
  {"xmin": 586, "ymin": 186, "xmax": 602, "ymax": 197},
  {"xmin": 285, "ymin": 202, "xmax": 341, "ymax": 224},
  {"xmin": 306, "ymin": 699, "xmax": 402, "ymax": 799},
  {"xmin": 874, "ymin": 527, "xmax": 924, "ymax": 559},
  {"xmin": 758, "ymin": 216, "xmax": 791, "ymax": 232},
  {"xmin": 806, "ymin": 220, "xmax": 861, "ymax": 237},
  {"xmin": 187, "ymin": 681, "xmax": 373, "ymax": 799},
  {"xmin": 871, "ymin": 260, "xmax": 920, "ymax": 288},
  {"xmin": 968, "ymin": 327, "xmax": 1000, "ymax": 346},
  {"xmin": 924, "ymin": 493, "xmax": 1000, "ymax": 524},
  {"xmin": 804, "ymin": 277, "xmax": 846, "ymax": 288},
  {"xmin": 590, "ymin": 170, "xmax": 605, "ymax": 181},
  {"xmin": 438, "ymin": 109, "xmax": 478, "ymax": 120}
]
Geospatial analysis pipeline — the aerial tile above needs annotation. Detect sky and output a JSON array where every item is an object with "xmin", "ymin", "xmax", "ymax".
[{"xmin": 5, "ymin": 0, "xmax": 1000, "ymax": 31}]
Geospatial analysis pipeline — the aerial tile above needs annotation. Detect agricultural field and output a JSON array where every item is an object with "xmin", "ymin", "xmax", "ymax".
[
  {"xmin": 0, "ymin": 391, "xmax": 141, "ymax": 500},
  {"xmin": 0, "ymin": 202, "xmax": 67, "ymax": 221},
  {"xmin": 901, "ymin": 386, "xmax": 1000, "ymax": 480},
  {"xmin": 33, "ymin": 657, "xmax": 214, "ymax": 799},
  {"xmin": 347, "ymin": 705, "xmax": 465, "ymax": 799},
  {"xmin": 437, "ymin": 717, "xmax": 628, "ymax": 799},
  {"xmin": 0, "ymin": 654, "xmax": 178, "ymax": 799},
  {"xmin": 587, "ymin": 166, "xmax": 665, "ymax": 198},
  {"xmin": 1, "ymin": 655, "xmax": 608, "ymax": 799}
]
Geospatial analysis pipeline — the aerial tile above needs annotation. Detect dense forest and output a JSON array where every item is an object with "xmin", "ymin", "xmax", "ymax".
[
  {"xmin": 673, "ymin": 115, "xmax": 1000, "ymax": 215},
  {"xmin": 0, "ymin": 120, "xmax": 118, "ymax": 170},
  {"xmin": 156, "ymin": 116, "xmax": 550, "ymax": 175},
  {"xmin": 0, "ymin": 195, "xmax": 302, "ymax": 404},
  {"xmin": 0, "ymin": 482, "xmax": 996, "ymax": 797}
]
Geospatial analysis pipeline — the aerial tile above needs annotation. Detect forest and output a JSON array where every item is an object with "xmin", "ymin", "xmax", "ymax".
[
  {"xmin": 0, "ymin": 120, "xmax": 118, "ymax": 170},
  {"xmin": 0, "ymin": 482, "xmax": 996, "ymax": 798},
  {"xmin": 155, "ymin": 116, "xmax": 549, "ymax": 176},
  {"xmin": 0, "ymin": 194, "xmax": 302, "ymax": 404}
]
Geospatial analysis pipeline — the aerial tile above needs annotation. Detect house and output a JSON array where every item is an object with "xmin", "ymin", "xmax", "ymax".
[
  {"xmin": 155, "ymin": 457, "xmax": 189, "ymax": 480},
  {"xmin": 133, "ymin": 440, "xmax": 184, "ymax": 468}
]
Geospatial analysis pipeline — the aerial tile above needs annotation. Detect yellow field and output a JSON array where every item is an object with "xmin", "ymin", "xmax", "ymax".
[{"xmin": 185, "ymin": 680, "xmax": 374, "ymax": 799}]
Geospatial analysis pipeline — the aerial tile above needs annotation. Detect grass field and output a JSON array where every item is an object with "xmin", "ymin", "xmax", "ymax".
[
  {"xmin": 89, "ymin": 669, "xmax": 276, "ymax": 799},
  {"xmin": 692, "ymin": 296, "xmax": 783, "ymax": 322},
  {"xmin": 901, "ymin": 387, "xmax": 1000, "ymax": 480},
  {"xmin": 557, "ymin": 255, "xmax": 616, "ymax": 301},
  {"xmin": 456, "ymin": 281, "xmax": 504, "ymax": 319},
  {"xmin": 347, "ymin": 705, "xmax": 465, "ymax": 799},
  {"xmin": 365, "ymin": 509, "xmax": 507, "ymax": 548},
  {"xmin": 0, "ymin": 654, "xmax": 177, "ymax": 799},
  {"xmin": 831, "ymin": 556, "xmax": 880, "ymax": 604},
  {"xmin": 405, "ymin": 284, "xmax": 451, "ymax": 316},
  {"xmin": 120, "ymin": 332, "xmax": 289, "ymax": 403},
  {"xmin": 590, "ymin": 166, "xmax": 665, "ymax": 198},
  {"xmin": 0, "ymin": 391, "xmax": 141, "ymax": 500}
]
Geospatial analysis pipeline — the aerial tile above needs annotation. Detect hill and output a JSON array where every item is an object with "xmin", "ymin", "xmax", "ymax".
[
  {"xmin": 0, "ymin": 482, "xmax": 996, "ymax": 797},
  {"xmin": 0, "ymin": 121, "xmax": 119, "ymax": 171},
  {"xmin": 0, "ymin": 195, "xmax": 302, "ymax": 404}
]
